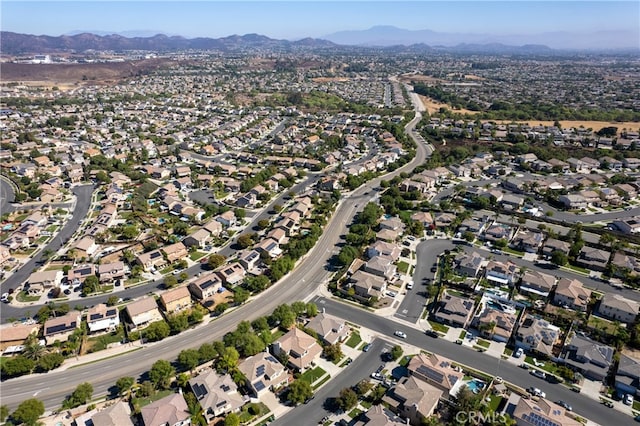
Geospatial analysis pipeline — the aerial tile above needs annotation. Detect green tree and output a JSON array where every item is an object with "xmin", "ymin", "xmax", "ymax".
[
  {"xmin": 178, "ymin": 349, "xmax": 201, "ymax": 372},
  {"xmin": 1, "ymin": 355, "xmax": 35, "ymax": 378},
  {"xmin": 232, "ymin": 287, "xmax": 250, "ymax": 305},
  {"xmin": 164, "ymin": 275, "xmax": 178, "ymax": 289},
  {"xmin": 236, "ymin": 234, "xmax": 254, "ymax": 249},
  {"xmin": 390, "ymin": 345, "xmax": 403, "ymax": 361},
  {"xmin": 225, "ymin": 412, "xmax": 240, "ymax": 426},
  {"xmin": 245, "ymin": 274, "xmax": 271, "ymax": 292},
  {"xmin": 145, "ymin": 321, "xmax": 170, "ymax": 342},
  {"xmin": 36, "ymin": 352, "xmax": 65, "ymax": 372},
  {"xmin": 0, "ymin": 405, "xmax": 8, "ymax": 422},
  {"xmin": 207, "ymin": 254, "xmax": 226, "ymax": 269},
  {"xmin": 198, "ymin": 343, "xmax": 218, "ymax": 363},
  {"xmin": 217, "ymin": 347, "xmax": 240, "ymax": 373},
  {"xmin": 336, "ymin": 387, "xmax": 358, "ymax": 411},
  {"xmin": 62, "ymin": 382, "xmax": 93, "ymax": 409},
  {"xmin": 11, "ymin": 398, "xmax": 44, "ymax": 426},
  {"xmin": 81, "ymin": 275, "xmax": 100, "ymax": 294},
  {"xmin": 116, "ymin": 376, "xmax": 135, "ymax": 397},
  {"xmin": 287, "ymin": 380, "xmax": 313, "ymax": 405},
  {"xmin": 550, "ymin": 250, "xmax": 568, "ymax": 266},
  {"xmin": 323, "ymin": 343, "xmax": 343, "ymax": 362},
  {"xmin": 271, "ymin": 304, "xmax": 296, "ymax": 329},
  {"xmin": 149, "ymin": 360, "xmax": 175, "ymax": 390},
  {"xmin": 306, "ymin": 302, "xmax": 318, "ymax": 317}
]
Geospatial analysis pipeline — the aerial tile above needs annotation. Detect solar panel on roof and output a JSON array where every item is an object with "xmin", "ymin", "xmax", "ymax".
[
  {"xmin": 254, "ymin": 381, "xmax": 266, "ymax": 391},
  {"xmin": 90, "ymin": 313, "xmax": 102, "ymax": 321},
  {"xmin": 106, "ymin": 309, "xmax": 117, "ymax": 316},
  {"xmin": 193, "ymin": 383, "xmax": 208, "ymax": 400},
  {"xmin": 46, "ymin": 324, "xmax": 71, "ymax": 334}
]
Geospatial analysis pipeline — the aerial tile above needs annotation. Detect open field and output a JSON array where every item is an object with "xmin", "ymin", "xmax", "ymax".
[{"xmin": 417, "ymin": 95, "xmax": 640, "ymax": 132}]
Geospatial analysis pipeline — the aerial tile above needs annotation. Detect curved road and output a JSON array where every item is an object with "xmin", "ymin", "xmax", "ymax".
[
  {"xmin": 1, "ymin": 185, "xmax": 95, "ymax": 309},
  {"xmin": 0, "ymin": 175, "xmax": 17, "ymax": 215},
  {"xmin": 1, "ymin": 109, "xmax": 429, "ymax": 409}
]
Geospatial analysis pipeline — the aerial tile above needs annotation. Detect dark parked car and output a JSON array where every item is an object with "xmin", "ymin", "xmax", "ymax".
[{"xmin": 425, "ymin": 330, "xmax": 439, "ymax": 338}]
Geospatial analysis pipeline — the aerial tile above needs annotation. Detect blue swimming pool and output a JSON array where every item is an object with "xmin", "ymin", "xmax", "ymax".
[{"xmin": 466, "ymin": 379, "xmax": 485, "ymax": 394}]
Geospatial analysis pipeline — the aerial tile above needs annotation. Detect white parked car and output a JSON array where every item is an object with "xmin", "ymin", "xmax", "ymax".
[
  {"xmin": 514, "ymin": 348, "xmax": 524, "ymax": 358},
  {"xmin": 406, "ymin": 282, "xmax": 414, "ymax": 290},
  {"xmin": 394, "ymin": 331, "xmax": 407, "ymax": 339},
  {"xmin": 624, "ymin": 394, "xmax": 634, "ymax": 405}
]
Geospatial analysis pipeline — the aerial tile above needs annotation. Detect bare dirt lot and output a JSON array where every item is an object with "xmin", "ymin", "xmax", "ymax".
[{"xmin": 1, "ymin": 58, "xmax": 176, "ymax": 87}]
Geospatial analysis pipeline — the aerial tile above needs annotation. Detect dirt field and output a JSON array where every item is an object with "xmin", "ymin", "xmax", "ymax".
[
  {"xmin": 416, "ymin": 95, "xmax": 640, "ymax": 132},
  {"xmin": 312, "ymin": 77, "xmax": 351, "ymax": 83},
  {"xmin": 0, "ymin": 58, "xmax": 176, "ymax": 86}
]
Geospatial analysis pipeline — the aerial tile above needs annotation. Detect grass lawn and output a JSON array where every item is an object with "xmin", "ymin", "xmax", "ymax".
[
  {"xmin": 37, "ymin": 236, "xmax": 49, "ymax": 244},
  {"xmin": 487, "ymin": 395, "xmax": 503, "ymax": 412},
  {"xmin": 503, "ymin": 347, "xmax": 513, "ymax": 356},
  {"xmin": 564, "ymin": 264, "xmax": 590, "ymax": 275},
  {"xmin": 348, "ymin": 408, "xmax": 363, "ymax": 419},
  {"xmin": 17, "ymin": 291, "xmax": 40, "ymax": 303},
  {"xmin": 86, "ymin": 330, "xmax": 125, "ymax": 353},
  {"xmin": 345, "ymin": 332, "xmax": 362, "ymax": 348},
  {"xmin": 524, "ymin": 356, "xmax": 558, "ymax": 375},
  {"xmin": 587, "ymin": 316, "xmax": 618, "ymax": 335},
  {"xmin": 137, "ymin": 389, "xmax": 173, "ymax": 407},
  {"xmin": 399, "ymin": 355, "xmax": 413, "ymax": 367},
  {"xmin": 313, "ymin": 375, "xmax": 331, "ymax": 390},
  {"xmin": 44, "ymin": 264, "xmax": 65, "ymax": 270},
  {"xmin": 46, "ymin": 225, "xmax": 58, "ymax": 232},
  {"xmin": 238, "ymin": 402, "xmax": 270, "ymax": 423},
  {"xmin": 397, "ymin": 261, "xmax": 409, "ymax": 274},
  {"xmin": 189, "ymin": 251, "xmax": 207, "ymax": 261},
  {"xmin": 338, "ymin": 357, "xmax": 352, "ymax": 367},
  {"xmin": 502, "ymin": 247, "xmax": 524, "ymax": 256},
  {"xmin": 300, "ymin": 366, "xmax": 327, "ymax": 385},
  {"xmin": 428, "ymin": 321, "xmax": 449, "ymax": 333},
  {"xmin": 476, "ymin": 339, "xmax": 491, "ymax": 349},
  {"xmin": 271, "ymin": 329, "xmax": 285, "ymax": 341},
  {"xmin": 125, "ymin": 277, "xmax": 144, "ymax": 286},
  {"xmin": 361, "ymin": 400, "xmax": 372, "ymax": 409}
]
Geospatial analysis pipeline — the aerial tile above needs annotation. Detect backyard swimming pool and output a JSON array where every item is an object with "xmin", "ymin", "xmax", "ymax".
[{"xmin": 466, "ymin": 379, "xmax": 486, "ymax": 394}]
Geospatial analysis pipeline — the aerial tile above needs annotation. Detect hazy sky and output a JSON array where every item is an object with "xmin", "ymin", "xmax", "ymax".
[{"xmin": 2, "ymin": 1, "xmax": 639, "ymax": 40}]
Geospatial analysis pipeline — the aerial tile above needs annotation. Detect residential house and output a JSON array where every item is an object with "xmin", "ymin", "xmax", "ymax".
[
  {"xmin": 239, "ymin": 353, "xmax": 288, "ymax": 397},
  {"xmin": 597, "ymin": 293, "xmax": 640, "ymax": 324},
  {"xmin": 162, "ymin": 242, "xmax": 188, "ymax": 264},
  {"xmin": 455, "ymin": 251, "xmax": 484, "ymax": 278},
  {"xmin": 503, "ymin": 395, "xmax": 581, "ymax": 426},
  {"xmin": 559, "ymin": 194, "xmax": 587, "ymax": 210},
  {"xmin": 140, "ymin": 393, "xmax": 191, "ymax": 426},
  {"xmin": 407, "ymin": 352, "xmax": 463, "ymax": 396},
  {"xmin": 383, "ymin": 376, "xmax": 443, "ymax": 425},
  {"xmin": 215, "ymin": 210, "xmax": 236, "ymax": 227},
  {"xmin": 514, "ymin": 315, "xmax": 560, "ymax": 356},
  {"xmin": 238, "ymin": 250, "xmax": 261, "ymax": 272},
  {"xmin": 561, "ymin": 334, "xmax": 614, "ymax": 381},
  {"xmin": 364, "ymin": 255, "xmax": 397, "ymax": 280},
  {"xmin": 306, "ymin": 312, "xmax": 349, "ymax": 345},
  {"xmin": 0, "ymin": 323, "xmax": 41, "ymax": 351},
  {"xmin": 125, "ymin": 297, "xmax": 163, "ymax": 330},
  {"xmin": 611, "ymin": 251, "xmax": 640, "ymax": 277},
  {"xmin": 271, "ymin": 327, "xmax": 323, "ymax": 371},
  {"xmin": 519, "ymin": 270, "xmax": 556, "ymax": 298},
  {"xmin": 553, "ymin": 278, "xmax": 591, "ymax": 312},
  {"xmin": 512, "ymin": 231, "xmax": 544, "ymax": 253},
  {"xmin": 203, "ymin": 219, "xmax": 223, "ymax": 237},
  {"xmin": 614, "ymin": 183, "xmax": 638, "ymax": 200},
  {"xmin": 44, "ymin": 311, "xmax": 82, "ymax": 344},
  {"xmin": 542, "ymin": 238, "xmax": 571, "ymax": 258},
  {"xmin": 433, "ymin": 212, "xmax": 456, "ymax": 229},
  {"xmin": 136, "ymin": 249, "xmax": 166, "ymax": 272},
  {"xmin": 26, "ymin": 270, "xmax": 63, "ymax": 295},
  {"xmin": 160, "ymin": 286, "xmax": 192, "ymax": 313},
  {"xmin": 577, "ymin": 246, "xmax": 610, "ymax": 272},
  {"xmin": 411, "ymin": 211, "xmax": 434, "ymax": 229},
  {"xmin": 350, "ymin": 270, "xmax": 387, "ymax": 301},
  {"xmin": 485, "ymin": 260, "xmax": 518, "ymax": 286},
  {"xmin": 482, "ymin": 223, "xmax": 513, "ymax": 243},
  {"xmin": 73, "ymin": 236, "xmax": 98, "ymax": 258},
  {"xmin": 98, "ymin": 261, "xmax": 126, "ymax": 283},
  {"xmin": 366, "ymin": 240, "xmax": 401, "ymax": 262},
  {"xmin": 86, "ymin": 303, "xmax": 120, "ymax": 333},
  {"xmin": 215, "ymin": 263, "xmax": 246, "ymax": 286},
  {"xmin": 189, "ymin": 272, "xmax": 223, "ymax": 301},
  {"xmin": 75, "ymin": 401, "xmax": 134, "ymax": 426},
  {"xmin": 357, "ymin": 406, "xmax": 406, "ymax": 426},
  {"xmin": 474, "ymin": 308, "xmax": 517, "ymax": 343},
  {"xmin": 189, "ymin": 371, "xmax": 247, "ymax": 422},
  {"xmin": 67, "ymin": 265, "xmax": 96, "ymax": 286},
  {"xmin": 183, "ymin": 229, "xmax": 211, "ymax": 249},
  {"xmin": 254, "ymin": 238, "xmax": 281, "ymax": 258},
  {"xmin": 615, "ymin": 354, "xmax": 640, "ymax": 398},
  {"xmin": 434, "ymin": 291, "xmax": 474, "ymax": 328},
  {"xmin": 613, "ymin": 217, "xmax": 640, "ymax": 235}
]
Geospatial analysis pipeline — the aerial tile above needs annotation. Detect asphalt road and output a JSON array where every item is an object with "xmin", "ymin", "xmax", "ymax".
[
  {"xmin": 313, "ymin": 296, "xmax": 629, "ymax": 426},
  {"xmin": 394, "ymin": 239, "xmax": 454, "ymax": 323},
  {"xmin": 0, "ymin": 109, "xmax": 430, "ymax": 410},
  {"xmin": 0, "ymin": 175, "xmax": 17, "ymax": 215},
  {"xmin": 0, "ymin": 184, "xmax": 95, "ymax": 314},
  {"xmin": 272, "ymin": 338, "xmax": 390, "ymax": 426}
]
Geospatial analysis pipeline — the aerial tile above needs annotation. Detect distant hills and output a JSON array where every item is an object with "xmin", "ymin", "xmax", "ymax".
[
  {"xmin": 323, "ymin": 25, "xmax": 639, "ymax": 51},
  {"xmin": 0, "ymin": 32, "xmax": 337, "ymax": 55},
  {"xmin": 2, "ymin": 27, "xmax": 637, "ymax": 55}
]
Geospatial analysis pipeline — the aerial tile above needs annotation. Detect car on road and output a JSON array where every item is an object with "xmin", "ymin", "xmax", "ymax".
[
  {"xmin": 362, "ymin": 344, "xmax": 372, "ymax": 352},
  {"xmin": 527, "ymin": 387, "xmax": 546, "ymax": 398},
  {"xmin": 0, "ymin": 293, "xmax": 8, "ymax": 303},
  {"xmin": 530, "ymin": 369, "xmax": 546, "ymax": 380},
  {"xmin": 425, "ymin": 330, "xmax": 439, "ymax": 338},
  {"xmin": 406, "ymin": 282, "xmax": 413, "ymax": 290},
  {"xmin": 556, "ymin": 400, "xmax": 572, "ymax": 411},
  {"xmin": 602, "ymin": 400, "xmax": 614, "ymax": 408},
  {"xmin": 430, "ymin": 265, "xmax": 438, "ymax": 273},
  {"xmin": 394, "ymin": 330, "xmax": 407, "ymax": 339}
]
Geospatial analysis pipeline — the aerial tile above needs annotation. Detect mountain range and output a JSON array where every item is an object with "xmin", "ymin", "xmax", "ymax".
[
  {"xmin": 2, "ymin": 26, "xmax": 637, "ymax": 55},
  {"xmin": 323, "ymin": 25, "xmax": 639, "ymax": 51}
]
